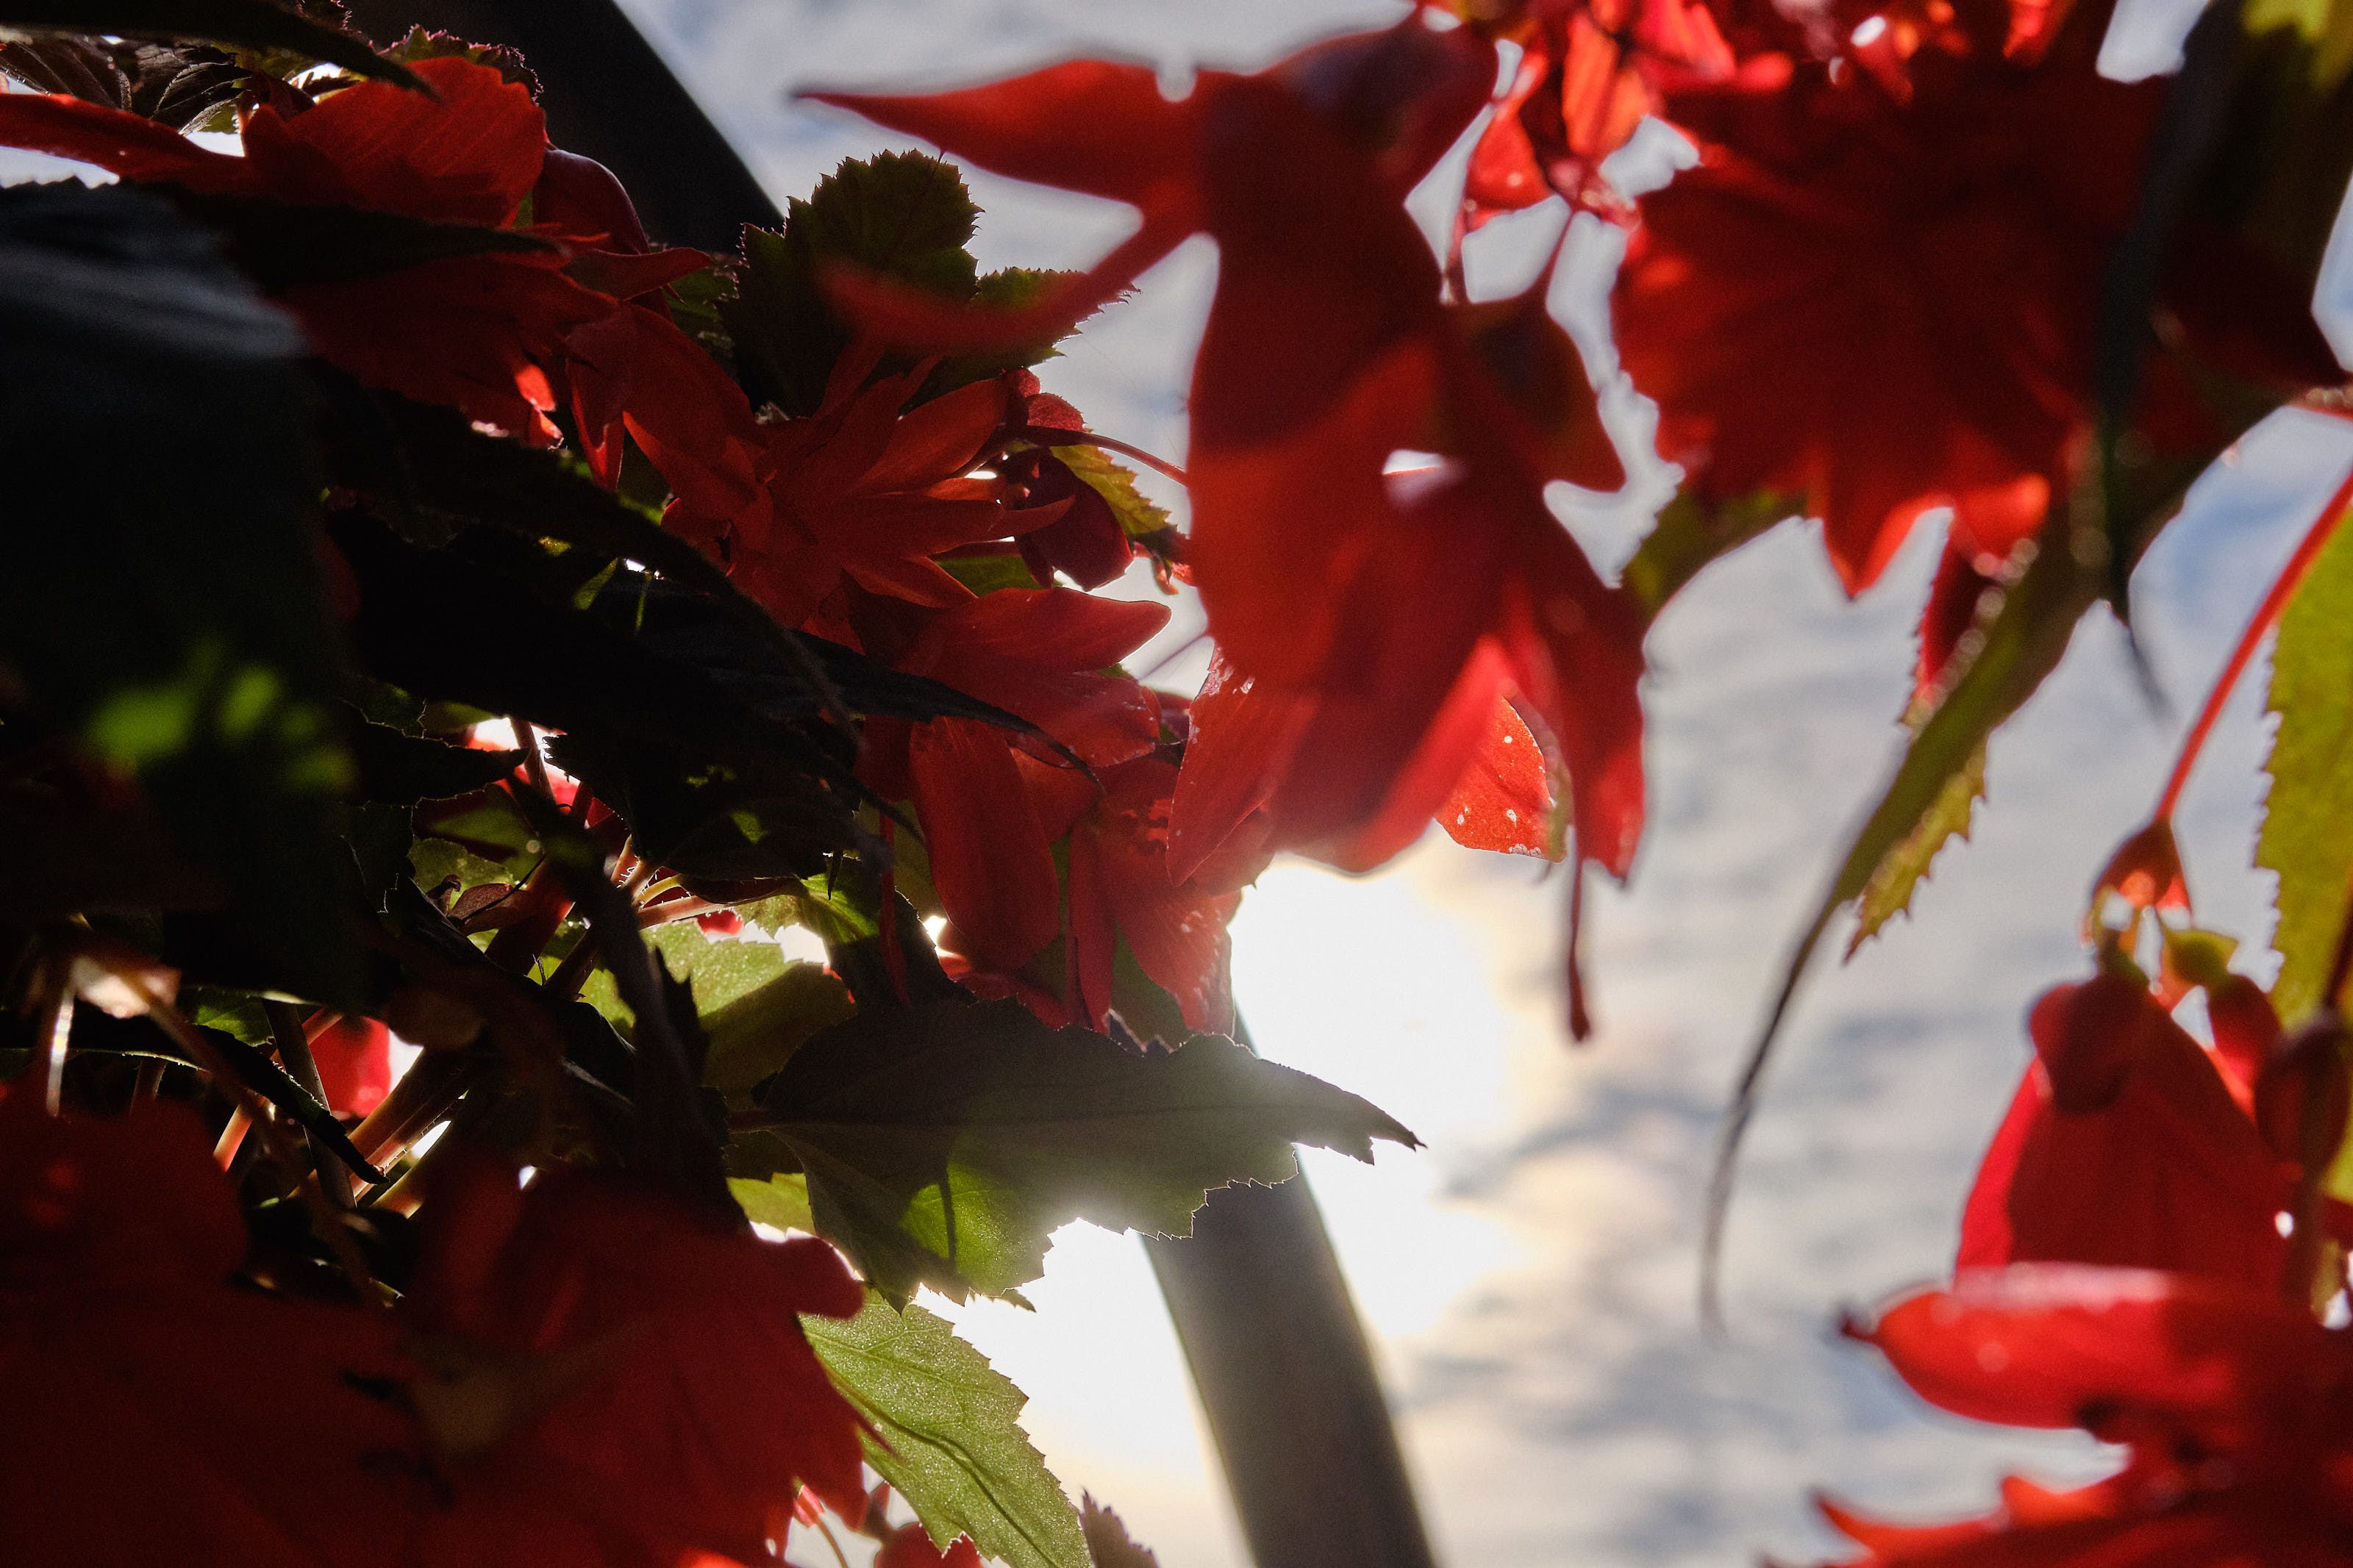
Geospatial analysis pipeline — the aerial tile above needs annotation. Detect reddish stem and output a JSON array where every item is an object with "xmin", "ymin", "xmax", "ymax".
[
  {"xmin": 2153, "ymin": 463, "xmax": 2353, "ymax": 821},
  {"xmin": 1015, "ymin": 426, "xmax": 1190, "ymax": 487}
]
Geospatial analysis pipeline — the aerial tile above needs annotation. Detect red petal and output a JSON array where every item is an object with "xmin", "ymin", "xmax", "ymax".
[
  {"xmin": 810, "ymin": 60, "xmax": 1199, "ymax": 210},
  {"xmin": 863, "ymin": 375, "xmax": 1008, "ymax": 493},
  {"xmin": 249, "ymin": 56, "xmax": 546, "ymax": 226},
  {"xmin": 1439, "ymin": 676, "xmax": 1557, "ymax": 859},
  {"xmin": 923, "ymin": 587, "xmax": 1168, "ymax": 674},
  {"xmin": 1167, "ymin": 659, "xmax": 1307, "ymax": 887},
  {"xmin": 1957, "ymin": 976, "xmax": 2288, "ymax": 1287},
  {"xmin": 910, "ymin": 717, "xmax": 1063, "ymax": 969},
  {"xmin": 0, "ymin": 90, "xmax": 246, "ymax": 190},
  {"xmin": 311, "ymin": 1016, "xmax": 394, "ymax": 1117},
  {"xmin": 1856, "ymin": 1266, "xmax": 2335, "ymax": 1435}
]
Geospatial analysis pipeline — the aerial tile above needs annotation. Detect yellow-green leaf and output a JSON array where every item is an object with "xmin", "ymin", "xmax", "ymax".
[{"xmin": 2259, "ymin": 500, "xmax": 2353, "ymax": 1025}]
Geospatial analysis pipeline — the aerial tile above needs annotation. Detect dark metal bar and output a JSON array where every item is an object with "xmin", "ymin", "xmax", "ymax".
[{"xmin": 1147, "ymin": 1175, "xmax": 1442, "ymax": 1568}]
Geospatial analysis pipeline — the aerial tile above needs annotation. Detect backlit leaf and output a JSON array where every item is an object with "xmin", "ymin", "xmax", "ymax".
[
  {"xmin": 755, "ymin": 998, "xmax": 1418, "ymax": 1300},
  {"xmin": 804, "ymin": 1293, "xmax": 1089, "ymax": 1568},
  {"xmin": 2258, "ymin": 493, "xmax": 2353, "ymax": 1025}
]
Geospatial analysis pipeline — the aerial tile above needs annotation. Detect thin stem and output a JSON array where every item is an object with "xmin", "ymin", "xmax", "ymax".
[
  {"xmin": 1015, "ymin": 426, "xmax": 1189, "ymax": 487},
  {"xmin": 266, "ymin": 1000, "xmax": 354, "ymax": 1209},
  {"xmin": 513, "ymin": 717, "xmax": 555, "ymax": 801},
  {"xmin": 120, "ymin": 971, "xmax": 379, "ymax": 1303},
  {"xmin": 2152, "ymin": 462, "xmax": 2353, "ymax": 820},
  {"xmin": 810, "ymin": 1511, "xmax": 854, "ymax": 1568},
  {"xmin": 34, "ymin": 982, "xmax": 73, "ymax": 1116},
  {"xmin": 214, "ymin": 1106, "xmax": 251, "ymax": 1168}
]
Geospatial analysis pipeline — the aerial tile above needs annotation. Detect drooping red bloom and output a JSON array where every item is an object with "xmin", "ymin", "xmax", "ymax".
[
  {"xmin": 1958, "ymin": 973, "xmax": 2293, "ymax": 1289},
  {"xmin": 1827, "ymin": 1266, "xmax": 2353, "ymax": 1567},
  {"xmin": 855, "ymin": 587, "xmax": 1171, "ymax": 973},
  {"xmin": 811, "ymin": 18, "xmax": 1647, "ymax": 888},
  {"xmin": 0, "ymin": 57, "xmax": 622, "ymax": 440},
  {"xmin": 403, "ymin": 1150, "xmax": 869, "ymax": 1567},
  {"xmin": 1613, "ymin": 18, "xmax": 2161, "ymax": 595},
  {"xmin": 0, "ymin": 1089, "xmax": 421, "ymax": 1568}
]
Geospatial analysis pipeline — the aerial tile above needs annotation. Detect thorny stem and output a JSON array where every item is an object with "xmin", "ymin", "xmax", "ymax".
[{"xmin": 2152, "ymin": 462, "xmax": 2353, "ymax": 820}]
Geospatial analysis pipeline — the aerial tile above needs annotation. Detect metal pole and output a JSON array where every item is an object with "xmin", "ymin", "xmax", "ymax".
[{"xmin": 1146, "ymin": 1174, "xmax": 1442, "ymax": 1568}]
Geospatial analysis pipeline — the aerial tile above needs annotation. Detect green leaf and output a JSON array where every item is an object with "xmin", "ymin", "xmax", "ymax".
[
  {"xmin": 804, "ymin": 1294, "xmax": 1089, "ymax": 1568},
  {"xmin": 2245, "ymin": 0, "xmax": 2353, "ymax": 90},
  {"xmin": 729, "ymin": 1172, "xmax": 815, "ymax": 1233},
  {"xmin": 755, "ymin": 998, "xmax": 1418, "ymax": 1300},
  {"xmin": 0, "ymin": 0, "xmax": 426, "ymax": 87},
  {"xmin": 702, "ymin": 959, "xmax": 854, "ymax": 1092},
  {"xmin": 586, "ymin": 924, "xmax": 854, "ymax": 1090},
  {"xmin": 1846, "ymin": 742, "xmax": 1985, "ymax": 954},
  {"xmin": 0, "ymin": 181, "xmax": 360, "ymax": 1000},
  {"xmin": 1054, "ymin": 443, "xmax": 1171, "ymax": 540},
  {"xmin": 724, "ymin": 151, "xmax": 979, "ymax": 416},
  {"xmin": 2259, "ymin": 499, "xmax": 2353, "ymax": 1025}
]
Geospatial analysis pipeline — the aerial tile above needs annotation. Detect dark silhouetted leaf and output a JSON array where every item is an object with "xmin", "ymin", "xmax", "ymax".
[
  {"xmin": 0, "ymin": 0, "xmax": 424, "ymax": 87},
  {"xmin": 0, "ymin": 181, "xmax": 359, "ymax": 1000},
  {"xmin": 755, "ymin": 998, "xmax": 1417, "ymax": 1300}
]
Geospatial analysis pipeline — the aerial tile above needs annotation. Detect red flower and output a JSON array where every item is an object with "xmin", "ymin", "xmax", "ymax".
[
  {"xmin": 0, "ymin": 57, "xmax": 621, "ymax": 440},
  {"xmin": 1827, "ymin": 1267, "xmax": 2353, "ymax": 1566},
  {"xmin": 656, "ymin": 359, "xmax": 1074, "ymax": 631},
  {"xmin": 1068, "ymin": 755, "xmax": 1263, "ymax": 1037},
  {"xmin": 812, "ymin": 18, "xmax": 1646, "ymax": 887},
  {"xmin": 403, "ymin": 1150, "xmax": 869, "ymax": 1567},
  {"xmin": 0, "ymin": 1089, "xmax": 419, "ymax": 1567},
  {"xmin": 1958, "ymin": 973, "xmax": 2294, "ymax": 1290},
  {"xmin": 857, "ymin": 588, "xmax": 1170, "ymax": 971},
  {"xmin": 1455, "ymin": 0, "xmax": 1752, "ymax": 223},
  {"xmin": 1612, "ymin": 25, "xmax": 2160, "ymax": 595},
  {"xmin": 1170, "ymin": 645, "xmax": 1558, "ymax": 878}
]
